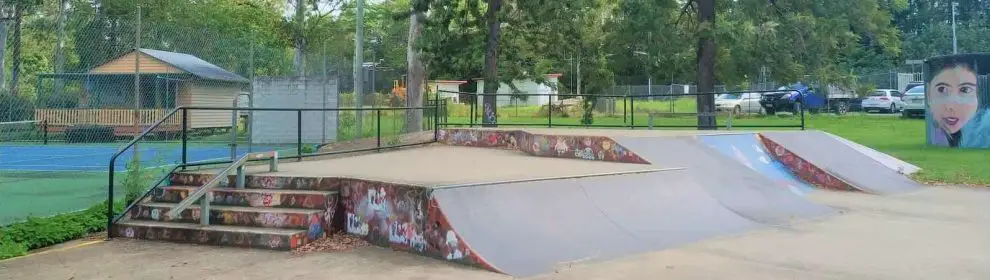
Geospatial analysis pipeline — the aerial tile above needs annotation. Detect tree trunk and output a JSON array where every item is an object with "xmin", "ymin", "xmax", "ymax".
[
  {"xmin": 481, "ymin": 0, "xmax": 502, "ymax": 127},
  {"xmin": 696, "ymin": 0, "xmax": 716, "ymax": 130},
  {"xmin": 405, "ymin": 10, "xmax": 424, "ymax": 133},
  {"xmin": 10, "ymin": 2, "xmax": 22, "ymax": 96},
  {"xmin": 53, "ymin": 0, "xmax": 70, "ymax": 96},
  {"xmin": 293, "ymin": 0, "xmax": 306, "ymax": 76},
  {"xmin": 353, "ymin": 0, "xmax": 365, "ymax": 137},
  {"xmin": 0, "ymin": 21, "xmax": 8, "ymax": 92}
]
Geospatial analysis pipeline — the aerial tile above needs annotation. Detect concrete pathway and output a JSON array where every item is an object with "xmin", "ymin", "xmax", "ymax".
[{"xmin": 2, "ymin": 186, "xmax": 988, "ymax": 280}]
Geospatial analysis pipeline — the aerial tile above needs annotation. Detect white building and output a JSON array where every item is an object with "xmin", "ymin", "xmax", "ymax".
[
  {"xmin": 475, "ymin": 74, "xmax": 562, "ymax": 107},
  {"xmin": 429, "ymin": 80, "xmax": 466, "ymax": 103}
]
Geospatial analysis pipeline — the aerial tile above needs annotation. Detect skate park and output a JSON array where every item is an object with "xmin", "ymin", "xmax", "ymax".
[
  {"xmin": 2, "ymin": 126, "xmax": 989, "ymax": 280},
  {"xmin": 3, "ymin": 2, "xmax": 990, "ymax": 279}
]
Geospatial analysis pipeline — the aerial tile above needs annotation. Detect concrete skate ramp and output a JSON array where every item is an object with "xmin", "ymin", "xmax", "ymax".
[
  {"xmin": 432, "ymin": 170, "xmax": 763, "ymax": 277},
  {"xmin": 698, "ymin": 133, "xmax": 815, "ymax": 195},
  {"xmin": 823, "ymin": 131, "xmax": 921, "ymax": 175},
  {"xmin": 613, "ymin": 136, "xmax": 835, "ymax": 224},
  {"xmin": 761, "ymin": 131, "xmax": 923, "ymax": 194}
]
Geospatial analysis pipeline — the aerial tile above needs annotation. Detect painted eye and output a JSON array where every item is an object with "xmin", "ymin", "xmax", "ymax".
[
  {"xmin": 959, "ymin": 86, "xmax": 976, "ymax": 95},
  {"xmin": 937, "ymin": 85, "xmax": 949, "ymax": 94}
]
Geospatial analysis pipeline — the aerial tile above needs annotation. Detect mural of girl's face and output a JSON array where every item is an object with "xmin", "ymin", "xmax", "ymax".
[{"xmin": 928, "ymin": 65, "xmax": 979, "ymax": 134}]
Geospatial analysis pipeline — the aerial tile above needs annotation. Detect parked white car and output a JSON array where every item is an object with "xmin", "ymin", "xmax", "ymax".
[
  {"xmin": 861, "ymin": 89, "xmax": 905, "ymax": 113},
  {"xmin": 901, "ymin": 85, "xmax": 926, "ymax": 118},
  {"xmin": 715, "ymin": 92, "xmax": 764, "ymax": 114}
]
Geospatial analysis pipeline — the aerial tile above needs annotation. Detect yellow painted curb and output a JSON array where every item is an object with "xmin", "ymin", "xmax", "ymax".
[{"xmin": 0, "ymin": 240, "xmax": 104, "ymax": 263}]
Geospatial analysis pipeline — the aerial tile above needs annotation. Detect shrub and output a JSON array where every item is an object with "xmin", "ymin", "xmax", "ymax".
[
  {"xmin": 65, "ymin": 125, "xmax": 114, "ymax": 143},
  {"xmin": 0, "ymin": 202, "xmax": 123, "ymax": 260},
  {"xmin": 120, "ymin": 158, "xmax": 155, "ymax": 204}
]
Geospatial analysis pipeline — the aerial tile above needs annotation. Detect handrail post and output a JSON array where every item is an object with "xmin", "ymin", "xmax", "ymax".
[
  {"xmin": 200, "ymin": 193, "xmax": 210, "ymax": 225},
  {"xmin": 269, "ymin": 152, "xmax": 279, "ymax": 172},
  {"xmin": 235, "ymin": 165, "xmax": 245, "ymax": 189},
  {"xmin": 296, "ymin": 110, "xmax": 302, "ymax": 162},
  {"xmin": 181, "ymin": 108, "xmax": 188, "ymax": 169}
]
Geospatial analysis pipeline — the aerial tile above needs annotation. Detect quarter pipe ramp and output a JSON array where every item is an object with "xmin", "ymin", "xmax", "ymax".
[
  {"xmin": 432, "ymin": 170, "xmax": 764, "ymax": 276},
  {"xmin": 760, "ymin": 131, "xmax": 923, "ymax": 194}
]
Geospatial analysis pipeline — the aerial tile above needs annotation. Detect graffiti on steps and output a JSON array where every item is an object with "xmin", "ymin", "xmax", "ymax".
[
  {"xmin": 154, "ymin": 187, "xmax": 333, "ymax": 210},
  {"xmin": 129, "ymin": 205, "xmax": 330, "ymax": 239},
  {"xmin": 115, "ymin": 225, "xmax": 307, "ymax": 250},
  {"xmin": 439, "ymin": 129, "xmax": 651, "ymax": 164},
  {"xmin": 759, "ymin": 135, "xmax": 858, "ymax": 192},
  {"xmin": 169, "ymin": 173, "xmax": 345, "ymax": 191}
]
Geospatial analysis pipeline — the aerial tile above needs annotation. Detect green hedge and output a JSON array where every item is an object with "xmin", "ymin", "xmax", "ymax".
[{"xmin": 0, "ymin": 201, "xmax": 123, "ymax": 260}]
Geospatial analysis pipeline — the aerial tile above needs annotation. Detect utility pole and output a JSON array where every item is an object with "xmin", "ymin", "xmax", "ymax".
[
  {"xmin": 133, "ymin": 5, "xmax": 142, "ymax": 159},
  {"xmin": 353, "ymin": 0, "xmax": 365, "ymax": 137},
  {"xmin": 952, "ymin": 1, "xmax": 959, "ymax": 54}
]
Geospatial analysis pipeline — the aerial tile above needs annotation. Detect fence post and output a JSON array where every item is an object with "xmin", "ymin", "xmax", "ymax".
[
  {"xmin": 181, "ymin": 108, "xmax": 188, "ymax": 169},
  {"xmin": 376, "ymin": 109, "xmax": 382, "ymax": 149},
  {"xmin": 800, "ymin": 97, "xmax": 806, "ymax": 130},
  {"xmin": 547, "ymin": 96, "xmax": 552, "ymax": 128},
  {"xmin": 434, "ymin": 94, "xmax": 440, "ymax": 141},
  {"xmin": 296, "ymin": 110, "xmax": 302, "ymax": 162},
  {"xmin": 469, "ymin": 95, "xmax": 475, "ymax": 128},
  {"xmin": 623, "ymin": 98, "xmax": 627, "ymax": 123},
  {"xmin": 630, "ymin": 96, "xmax": 635, "ymax": 129},
  {"xmin": 42, "ymin": 120, "xmax": 48, "ymax": 145},
  {"xmin": 106, "ymin": 160, "xmax": 114, "ymax": 240}
]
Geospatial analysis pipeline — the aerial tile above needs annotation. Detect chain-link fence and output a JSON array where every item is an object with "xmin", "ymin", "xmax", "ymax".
[{"xmin": 0, "ymin": 3, "xmax": 422, "ymax": 225}]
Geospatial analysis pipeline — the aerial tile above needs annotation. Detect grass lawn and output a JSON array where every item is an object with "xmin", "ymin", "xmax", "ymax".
[{"xmin": 440, "ymin": 100, "xmax": 990, "ymax": 186}]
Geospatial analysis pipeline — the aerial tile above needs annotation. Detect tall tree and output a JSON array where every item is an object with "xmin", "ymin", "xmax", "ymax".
[
  {"xmin": 405, "ymin": 3, "xmax": 424, "ymax": 132},
  {"xmin": 481, "ymin": 0, "xmax": 501, "ymax": 127},
  {"xmin": 292, "ymin": 0, "xmax": 306, "ymax": 75},
  {"xmin": 696, "ymin": 0, "xmax": 716, "ymax": 129},
  {"xmin": 52, "ymin": 0, "xmax": 70, "ymax": 95},
  {"xmin": 9, "ymin": 0, "xmax": 25, "ymax": 96}
]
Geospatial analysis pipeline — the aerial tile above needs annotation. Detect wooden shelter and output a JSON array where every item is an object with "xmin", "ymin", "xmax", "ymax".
[{"xmin": 36, "ymin": 48, "xmax": 250, "ymax": 136}]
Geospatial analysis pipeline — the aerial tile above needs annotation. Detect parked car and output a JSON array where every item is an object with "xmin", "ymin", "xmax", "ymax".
[
  {"xmin": 715, "ymin": 92, "xmax": 765, "ymax": 114},
  {"xmin": 860, "ymin": 89, "xmax": 905, "ymax": 113},
  {"xmin": 901, "ymin": 85, "xmax": 926, "ymax": 118},
  {"xmin": 759, "ymin": 83, "xmax": 827, "ymax": 115},
  {"xmin": 903, "ymin": 81, "xmax": 924, "ymax": 93}
]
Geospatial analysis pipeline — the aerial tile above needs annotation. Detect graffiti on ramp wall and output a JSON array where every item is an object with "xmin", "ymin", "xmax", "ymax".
[
  {"xmin": 341, "ymin": 180, "xmax": 497, "ymax": 272},
  {"xmin": 438, "ymin": 129, "xmax": 650, "ymax": 164}
]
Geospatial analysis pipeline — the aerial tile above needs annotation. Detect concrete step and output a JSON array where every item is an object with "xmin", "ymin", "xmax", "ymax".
[
  {"xmin": 127, "ymin": 202, "xmax": 330, "ymax": 232},
  {"xmin": 113, "ymin": 220, "xmax": 312, "ymax": 251},
  {"xmin": 169, "ymin": 173, "xmax": 350, "ymax": 191},
  {"xmin": 153, "ymin": 186, "xmax": 338, "ymax": 210}
]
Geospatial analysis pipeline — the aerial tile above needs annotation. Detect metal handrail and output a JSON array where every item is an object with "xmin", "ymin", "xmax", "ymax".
[
  {"xmin": 107, "ymin": 107, "xmax": 183, "ymax": 239},
  {"xmin": 165, "ymin": 151, "xmax": 278, "ymax": 224}
]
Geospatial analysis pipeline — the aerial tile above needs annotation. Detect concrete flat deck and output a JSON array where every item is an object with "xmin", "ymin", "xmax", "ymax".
[
  {"xmin": 200, "ymin": 145, "xmax": 663, "ymax": 186},
  {"xmin": 4, "ymin": 186, "xmax": 987, "ymax": 280},
  {"xmin": 471, "ymin": 127, "xmax": 765, "ymax": 137}
]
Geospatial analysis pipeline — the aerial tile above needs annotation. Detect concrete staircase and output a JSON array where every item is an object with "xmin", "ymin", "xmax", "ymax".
[{"xmin": 113, "ymin": 170, "xmax": 341, "ymax": 251}]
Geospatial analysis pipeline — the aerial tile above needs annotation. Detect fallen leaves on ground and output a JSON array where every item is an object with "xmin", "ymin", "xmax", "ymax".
[{"xmin": 292, "ymin": 233, "xmax": 369, "ymax": 256}]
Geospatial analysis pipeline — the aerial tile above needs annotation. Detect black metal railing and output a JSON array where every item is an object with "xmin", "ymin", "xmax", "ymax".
[
  {"xmin": 106, "ymin": 101, "xmax": 443, "ymax": 239},
  {"xmin": 438, "ymin": 90, "xmax": 806, "ymax": 130}
]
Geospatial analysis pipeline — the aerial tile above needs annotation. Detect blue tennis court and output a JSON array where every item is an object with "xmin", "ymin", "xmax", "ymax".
[{"xmin": 0, "ymin": 144, "xmax": 291, "ymax": 172}]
